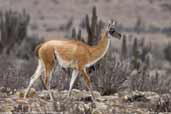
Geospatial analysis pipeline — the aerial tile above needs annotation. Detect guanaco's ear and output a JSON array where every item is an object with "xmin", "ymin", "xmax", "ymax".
[
  {"xmin": 105, "ymin": 20, "xmax": 113, "ymax": 31},
  {"xmin": 108, "ymin": 19, "xmax": 116, "ymax": 29},
  {"xmin": 111, "ymin": 20, "xmax": 116, "ymax": 26},
  {"xmin": 107, "ymin": 20, "xmax": 112, "ymax": 28}
]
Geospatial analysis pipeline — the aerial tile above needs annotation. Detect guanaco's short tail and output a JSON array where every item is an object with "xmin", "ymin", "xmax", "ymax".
[{"xmin": 35, "ymin": 44, "xmax": 42, "ymax": 58}]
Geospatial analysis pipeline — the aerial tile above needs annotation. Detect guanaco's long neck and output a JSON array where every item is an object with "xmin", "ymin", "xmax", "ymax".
[{"xmin": 86, "ymin": 32, "xmax": 110, "ymax": 67}]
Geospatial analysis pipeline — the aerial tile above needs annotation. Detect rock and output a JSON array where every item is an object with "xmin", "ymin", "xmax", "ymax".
[
  {"xmin": 38, "ymin": 90, "xmax": 50, "ymax": 100},
  {"xmin": 0, "ymin": 92, "xmax": 7, "ymax": 97},
  {"xmin": 0, "ymin": 87, "xmax": 17, "ymax": 96},
  {"xmin": 16, "ymin": 88, "xmax": 36, "ymax": 98},
  {"xmin": 0, "ymin": 87, "xmax": 6, "ymax": 93},
  {"xmin": 122, "ymin": 91, "xmax": 149, "ymax": 102}
]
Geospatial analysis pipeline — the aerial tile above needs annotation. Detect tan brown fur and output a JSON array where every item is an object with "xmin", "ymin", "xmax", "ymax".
[
  {"xmin": 36, "ymin": 32, "xmax": 108, "ymax": 87},
  {"xmin": 34, "ymin": 44, "xmax": 42, "ymax": 57},
  {"xmin": 38, "ymin": 32, "xmax": 108, "ymax": 68}
]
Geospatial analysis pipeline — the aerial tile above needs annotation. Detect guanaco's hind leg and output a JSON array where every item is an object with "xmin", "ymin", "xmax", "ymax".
[
  {"xmin": 44, "ymin": 62, "xmax": 55, "ymax": 101},
  {"xmin": 81, "ymin": 68, "xmax": 96, "ymax": 102},
  {"xmin": 24, "ymin": 59, "xmax": 43, "ymax": 98},
  {"xmin": 45, "ymin": 70, "xmax": 54, "ymax": 101},
  {"xmin": 67, "ymin": 69, "xmax": 79, "ymax": 97}
]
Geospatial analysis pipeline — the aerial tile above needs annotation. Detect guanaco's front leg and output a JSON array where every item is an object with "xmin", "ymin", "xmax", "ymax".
[
  {"xmin": 80, "ymin": 68, "xmax": 96, "ymax": 102},
  {"xmin": 67, "ymin": 69, "xmax": 79, "ymax": 97}
]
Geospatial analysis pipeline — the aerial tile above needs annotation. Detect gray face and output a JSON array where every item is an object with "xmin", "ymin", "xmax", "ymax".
[{"xmin": 107, "ymin": 20, "xmax": 121, "ymax": 39}]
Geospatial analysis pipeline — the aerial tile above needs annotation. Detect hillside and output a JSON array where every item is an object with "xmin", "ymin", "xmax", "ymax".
[{"xmin": 0, "ymin": 0, "xmax": 170, "ymax": 40}]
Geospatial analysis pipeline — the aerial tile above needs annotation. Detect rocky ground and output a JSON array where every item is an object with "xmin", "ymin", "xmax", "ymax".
[{"xmin": 0, "ymin": 87, "xmax": 170, "ymax": 114}]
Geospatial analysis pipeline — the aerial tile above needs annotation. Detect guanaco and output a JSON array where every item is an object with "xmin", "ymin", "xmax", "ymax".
[{"xmin": 24, "ymin": 20, "xmax": 121, "ymax": 101}]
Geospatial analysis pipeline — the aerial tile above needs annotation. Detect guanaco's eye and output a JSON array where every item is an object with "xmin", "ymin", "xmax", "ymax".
[{"xmin": 109, "ymin": 28, "xmax": 115, "ymax": 35}]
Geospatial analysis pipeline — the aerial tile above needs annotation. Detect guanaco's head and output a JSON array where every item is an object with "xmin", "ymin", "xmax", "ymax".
[{"xmin": 105, "ymin": 20, "xmax": 121, "ymax": 39}]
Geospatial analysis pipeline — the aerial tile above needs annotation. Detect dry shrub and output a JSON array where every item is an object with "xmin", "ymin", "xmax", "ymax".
[
  {"xmin": 160, "ymin": 3, "xmax": 171, "ymax": 12},
  {"xmin": 128, "ymin": 65, "xmax": 171, "ymax": 94},
  {"xmin": 90, "ymin": 48, "xmax": 130, "ymax": 95},
  {"xmin": 16, "ymin": 36, "xmax": 44, "ymax": 60},
  {"xmin": 164, "ymin": 43, "xmax": 171, "ymax": 63},
  {"xmin": 48, "ymin": 66, "xmax": 71, "ymax": 91},
  {"xmin": 150, "ymin": 94, "xmax": 171, "ymax": 112},
  {"xmin": 0, "ymin": 9, "xmax": 44, "ymax": 90},
  {"xmin": 0, "ymin": 54, "xmax": 36, "ymax": 89}
]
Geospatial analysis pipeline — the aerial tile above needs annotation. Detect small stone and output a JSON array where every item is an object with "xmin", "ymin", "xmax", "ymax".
[
  {"xmin": 14, "ymin": 89, "xmax": 17, "ymax": 92},
  {"xmin": 9, "ymin": 91, "xmax": 13, "ymax": 95},
  {"xmin": 16, "ymin": 91, "xmax": 24, "ymax": 98},
  {"xmin": 6, "ymin": 88, "xmax": 11, "ymax": 93},
  {"xmin": 123, "ymin": 95, "xmax": 129, "ymax": 101},
  {"xmin": 0, "ymin": 87, "xmax": 6, "ymax": 92}
]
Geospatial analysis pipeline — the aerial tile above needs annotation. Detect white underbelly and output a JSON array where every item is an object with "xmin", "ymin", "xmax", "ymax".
[
  {"xmin": 54, "ymin": 50, "xmax": 76, "ymax": 68},
  {"xmin": 58, "ymin": 59, "xmax": 73, "ymax": 68}
]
